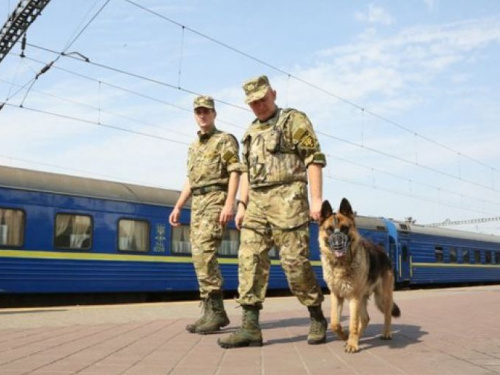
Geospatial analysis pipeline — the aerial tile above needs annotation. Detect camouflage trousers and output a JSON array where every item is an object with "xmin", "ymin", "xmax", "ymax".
[
  {"xmin": 190, "ymin": 191, "xmax": 226, "ymax": 299},
  {"xmin": 236, "ymin": 181, "xmax": 324, "ymax": 307}
]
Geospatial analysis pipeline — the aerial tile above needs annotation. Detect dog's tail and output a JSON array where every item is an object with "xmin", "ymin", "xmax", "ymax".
[{"xmin": 392, "ymin": 302, "xmax": 401, "ymax": 318}]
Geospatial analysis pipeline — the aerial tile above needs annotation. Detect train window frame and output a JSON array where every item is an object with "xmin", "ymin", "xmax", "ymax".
[
  {"xmin": 473, "ymin": 250, "xmax": 481, "ymax": 264},
  {"xmin": 117, "ymin": 218, "xmax": 150, "ymax": 253},
  {"xmin": 218, "ymin": 228, "xmax": 239, "ymax": 257},
  {"xmin": 54, "ymin": 213, "xmax": 93, "ymax": 251},
  {"xmin": 434, "ymin": 246, "xmax": 444, "ymax": 263},
  {"xmin": 460, "ymin": 248, "xmax": 470, "ymax": 264},
  {"xmin": 449, "ymin": 247, "xmax": 457, "ymax": 263},
  {"xmin": 0, "ymin": 207, "xmax": 25, "ymax": 248},
  {"xmin": 171, "ymin": 224, "xmax": 191, "ymax": 255}
]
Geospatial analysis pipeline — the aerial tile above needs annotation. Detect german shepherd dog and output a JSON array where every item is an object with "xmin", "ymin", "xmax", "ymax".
[{"xmin": 318, "ymin": 198, "xmax": 401, "ymax": 353}]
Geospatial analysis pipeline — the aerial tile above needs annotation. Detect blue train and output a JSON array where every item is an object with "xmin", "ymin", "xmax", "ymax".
[{"xmin": 0, "ymin": 165, "xmax": 499, "ymax": 299}]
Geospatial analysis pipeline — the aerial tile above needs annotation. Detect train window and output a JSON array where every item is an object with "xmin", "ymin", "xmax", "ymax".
[
  {"xmin": 218, "ymin": 228, "xmax": 239, "ymax": 256},
  {"xmin": 54, "ymin": 214, "xmax": 92, "ymax": 250},
  {"xmin": 473, "ymin": 250, "xmax": 481, "ymax": 264},
  {"xmin": 118, "ymin": 219, "xmax": 150, "ymax": 252},
  {"xmin": 0, "ymin": 208, "xmax": 24, "ymax": 247},
  {"xmin": 495, "ymin": 252, "xmax": 500, "ymax": 264},
  {"xmin": 461, "ymin": 249, "xmax": 470, "ymax": 264},
  {"xmin": 485, "ymin": 251, "xmax": 492, "ymax": 264},
  {"xmin": 171, "ymin": 225, "xmax": 191, "ymax": 254},
  {"xmin": 435, "ymin": 246, "xmax": 444, "ymax": 263},
  {"xmin": 449, "ymin": 247, "xmax": 457, "ymax": 263}
]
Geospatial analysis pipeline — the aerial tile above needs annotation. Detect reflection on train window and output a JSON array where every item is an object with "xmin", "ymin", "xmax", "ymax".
[
  {"xmin": 473, "ymin": 250, "xmax": 481, "ymax": 264},
  {"xmin": 485, "ymin": 251, "xmax": 492, "ymax": 264},
  {"xmin": 118, "ymin": 219, "xmax": 149, "ymax": 252},
  {"xmin": 449, "ymin": 247, "xmax": 457, "ymax": 263},
  {"xmin": 268, "ymin": 246, "xmax": 278, "ymax": 259},
  {"xmin": 55, "ymin": 214, "xmax": 92, "ymax": 250},
  {"xmin": 461, "ymin": 249, "xmax": 470, "ymax": 264},
  {"xmin": 218, "ymin": 228, "xmax": 239, "ymax": 256},
  {"xmin": 434, "ymin": 246, "xmax": 444, "ymax": 263},
  {"xmin": 0, "ymin": 208, "xmax": 24, "ymax": 247},
  {"xmin": 171, "ymin": 225, "xmax": 191, "ymax": 254}
]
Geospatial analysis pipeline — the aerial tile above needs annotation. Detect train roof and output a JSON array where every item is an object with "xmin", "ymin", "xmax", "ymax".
[
  {"xmin": 393, "ymin": 220, "xmax": 500, "ymax": 244},
  {"xmin": 355, "ymin": 215, "xmax": 388, "ymax": 231},
  {"xmin": 0, "ymin": 165, "xmax": 182, "ymax": 207}
]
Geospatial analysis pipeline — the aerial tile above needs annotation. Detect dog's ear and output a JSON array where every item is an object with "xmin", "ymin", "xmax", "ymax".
[
  {"xmin": 339, "ymin": 198, "xmax": 354, "ymax": 218},
  {"xmin": 320, "ymin": 200, "xmax": 333, "ymax": 223}
]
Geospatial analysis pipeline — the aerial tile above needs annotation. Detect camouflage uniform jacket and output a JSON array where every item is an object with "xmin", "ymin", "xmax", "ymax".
[
  {"xmin": 187, "ymin": 126, "xmax": 241, "ymax": 190},
  {"xmin": 241, "ymin": 108, "xmax": 326, "ymax": 189}
]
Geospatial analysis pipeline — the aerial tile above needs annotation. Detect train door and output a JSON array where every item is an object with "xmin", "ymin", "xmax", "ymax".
[
  {"xmin": 384, "ymin": 219, "xmax": 412, "ymax": 285},
  {"xmin": 398, "ymin": 238, "xmax": 411, "ymax": 281}
]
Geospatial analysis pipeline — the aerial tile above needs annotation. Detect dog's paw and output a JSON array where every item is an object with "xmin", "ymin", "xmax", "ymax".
[
  {"xmin": 344, "ymin": 341, "xmax": 360, "ymax": 353},
  {"xmin": 380, "ymin": 333, "xmax": 392, "ymax": 340}
]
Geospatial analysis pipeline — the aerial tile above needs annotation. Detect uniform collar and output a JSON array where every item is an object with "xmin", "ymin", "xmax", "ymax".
[
  {"xmin": 197, "ymin": 126, "xmax": 217, "ymax": 141},
  {"xmin": 255, "ymin": 107, "xmax": 281, "ymax": 128}
]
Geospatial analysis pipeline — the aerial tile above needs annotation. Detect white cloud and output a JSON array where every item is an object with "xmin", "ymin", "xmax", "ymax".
[{"xmin": 355, "ymin": 4, "xmax": 394, "ymax": 26}]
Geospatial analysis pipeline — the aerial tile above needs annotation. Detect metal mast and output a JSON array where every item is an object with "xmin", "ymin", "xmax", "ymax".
[{"xmin": 0, "ymin": 0, "xmax": 52, "ymax": 64}]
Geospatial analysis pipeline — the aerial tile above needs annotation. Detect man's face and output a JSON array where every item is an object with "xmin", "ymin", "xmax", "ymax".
[
  {"xmin": 194, "ymin": 107, "xmax": 216, "ymax": 132},
  {"xmin": 248, "ymin": 89, "xmax": 277, "ymax": 121}
]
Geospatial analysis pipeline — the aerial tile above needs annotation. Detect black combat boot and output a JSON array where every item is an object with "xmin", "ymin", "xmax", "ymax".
[
  {"xmin": 195, "ymin": 292, "xmax": 230, "ymax": 334},
  {"xmin": 217, "ymin": 305, "xmax": 263, "ymax": 348},
  {"xmin": 186, "ymin": 299, "xmax": 208, "ymax": 333},
  {"xmin": 307, "ymin": 305, "xmax": 328, "ymax": 344}
]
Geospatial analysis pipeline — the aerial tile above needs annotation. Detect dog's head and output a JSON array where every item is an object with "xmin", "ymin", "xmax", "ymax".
[{"xmin": 319, "ymin": 198, "xmax": 357, "ymax": 258}]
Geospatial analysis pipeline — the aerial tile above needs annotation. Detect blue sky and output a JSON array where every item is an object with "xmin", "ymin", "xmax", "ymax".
[{"xmin": 1, "ymin": 0, "xmax": 500, "ymax": 234}]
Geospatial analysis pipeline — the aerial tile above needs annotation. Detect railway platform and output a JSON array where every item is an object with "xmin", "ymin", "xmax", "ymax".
[{"xmin": 0, "ymin": 285, "xmax": 499, "ymax": 375}]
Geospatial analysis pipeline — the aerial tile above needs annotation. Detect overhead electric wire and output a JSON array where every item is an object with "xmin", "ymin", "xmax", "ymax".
[
  {"xmin": 125, "ymin": 0, "xmax": 500, "ymax": 178},
  {"xmin": 5, "ymin": 41, "xmax": 500, "ymax": 204},
  {"xmin": 19, "ymin": 42, "xmax": 500, "ymax": 195},
  {"xmin": 1, "ymin": 2, "xmax": 499, "ymax": 221},
  {"xmin": 0, "ymin": 77, "xmax": 194, "ymax": 139},
  {"xmin": 25, "ymin": 42, "xmax": 251, "ymax": 114},
  {"xmin": 17, "ymin": 53, "xmax": 246, "ymax": 132},
  {"xmin": 326, "ymin": 153, "xmax": 500, "ymax": 212},
  {"xmin": 2, "ymin": 101, "xmax": 190, "ymax": 146}
]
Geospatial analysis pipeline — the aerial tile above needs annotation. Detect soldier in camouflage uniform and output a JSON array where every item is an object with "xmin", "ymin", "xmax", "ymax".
[
  {"xmin": 169, "ymin": 95, "xmax": 241, "ymax": 334},
  {"xmin": 218, "ymin": 76, "xmax": 328, "ymax": 349}
]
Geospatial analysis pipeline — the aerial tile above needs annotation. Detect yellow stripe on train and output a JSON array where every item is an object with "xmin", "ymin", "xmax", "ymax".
[{"xmin": 0, "ymin": 249, "xmax": 322, "ymax": 267}]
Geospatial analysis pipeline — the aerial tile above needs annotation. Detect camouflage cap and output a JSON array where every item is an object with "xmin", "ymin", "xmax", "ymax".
[
  {"xmin": 193, "ymin": 95, "xmax": 215, "ymax": 109},
  {"xmin": 242, "ymin": 75, "xmax": 271, "ymax": 104}
]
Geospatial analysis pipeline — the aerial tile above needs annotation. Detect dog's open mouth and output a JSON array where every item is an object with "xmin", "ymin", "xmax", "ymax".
[{"xmin": 327, "ymin": 230, "xmax": 350, "ymax": 258}]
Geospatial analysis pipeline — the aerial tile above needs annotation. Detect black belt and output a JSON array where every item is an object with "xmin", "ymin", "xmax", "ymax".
[{"xmin": 191, "ymin": 184, "xmax": 227, "ymax": 196}]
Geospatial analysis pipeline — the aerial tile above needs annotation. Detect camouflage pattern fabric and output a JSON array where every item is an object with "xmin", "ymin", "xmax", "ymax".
[
  {"xmin": 188, "ymin": 127, "xmax": 240, "ymax": 190},
  {"xmin": 190, "ymin": 190, "xmax": 226, "ymax": 298},
  {"xmin": 241, "ymin": 108, "xmax": 326, "ymax": 188},
  {"xmin": 235, "ymin": 181, "xmax": 324, "ymax": 306},
  {"xmin": 187, "ymin": 126, "xmax": 240, "ymax": 298}
]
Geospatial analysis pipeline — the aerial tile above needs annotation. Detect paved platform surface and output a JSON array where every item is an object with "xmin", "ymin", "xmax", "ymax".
[{"xmin": 0, "ymin": 285, "xmax": 499, "ymax": 375}]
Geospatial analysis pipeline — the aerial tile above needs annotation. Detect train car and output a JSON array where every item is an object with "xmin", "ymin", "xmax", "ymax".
[
  {"xmin": 384, "ymin": 219, "xmax": 500, "ymax": 286},
  {"xmin": 1, "ymin": 165, "xmax": 499, "ymax": 302}
]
